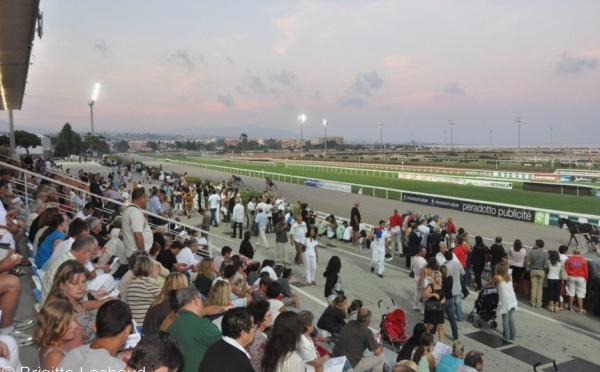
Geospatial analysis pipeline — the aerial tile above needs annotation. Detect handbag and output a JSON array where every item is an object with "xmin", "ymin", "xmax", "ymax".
[
  {"xmin": 560, "ymin": 267, "xmax": 569, "ymax": 281},
  {"xmin": 425, "ymin": 298, "xmax": 442, "ymax": 312},
  {"xmin": 409, "ymin": 270, "xmax": 415, "ymax": 278}
]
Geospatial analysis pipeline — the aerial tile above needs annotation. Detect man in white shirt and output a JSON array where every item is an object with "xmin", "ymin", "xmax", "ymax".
[
  {"xmin": 412, "ymin": 247, "xmax": 428, "ymax": 311},
  {"xmin": 176, "ymin": 239, "xmax": 200, "ymax": 280},
  {"xmin": 435, "ymin": 242, "xmax": 459, "ymax": 267},
  {"xmin": 122, "ymin": 188, "xmax": 153, "ymax": 259},
  {"xmin": 418, "ymin": 219, "xmax": 430, "ymax": 248},
  {"xmin": 231, "ymin": 198, "xmax": 245, "ymax": 239},
  {"xmin": 254, "ymin": 209, "xmax": 270, "ymax": 249},
  {"xmin": 208, "ymin": 190, "xmax": 221, "ymax": 227},
  {"xmin": 289, "ymin": 216, "xmax": 307, "ymax": 266},
  {"xmin": 369, "ymin": 220, "xmax": 389, "ymax": 278},
  {"xmin": 74, "ymin": 202, "xmax": 95, "ymax": 221}
]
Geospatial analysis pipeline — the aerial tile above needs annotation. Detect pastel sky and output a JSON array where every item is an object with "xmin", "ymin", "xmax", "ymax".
[{"xmin": 10, "ymin": 0, "xmax": 600, "ymax": 146}]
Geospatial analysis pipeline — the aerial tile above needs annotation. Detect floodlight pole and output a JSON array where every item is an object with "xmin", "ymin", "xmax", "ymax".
[
  {"xmin": 449, "ymin": 120, "xmax": 454, "ymax": 151},
  {"xmin": 89, "ymin": 100, "xmax": 95, "ymax": 135},
  {"xmin": 516, "ymin": 116, "xmax": 522, "ymax": 153},
  {"xmin": 379, "ymin": 121, "xmax": 383, "ymax": 150},
  {"xmin": 298, "ymin": 114, "xmax": 306, "ymax": 156},
  {"xmin": 323, "ymin": 119, "xmax": 327, "ymax": 156}
]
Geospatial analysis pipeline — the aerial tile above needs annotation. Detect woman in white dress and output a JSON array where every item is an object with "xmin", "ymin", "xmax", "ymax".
[
  {"xmin": 304, "ymin": 227, "xmax": 319, "ymax": 285},
  {"xmin": 488, "ymin": 263, "xmax": 518, "ymax": 342},
  {"xmin": 262, "ymin": 312, "xmax": 305, "ymax": 372}
]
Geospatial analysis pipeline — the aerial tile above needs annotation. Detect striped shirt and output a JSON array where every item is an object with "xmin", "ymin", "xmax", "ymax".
[{"xmin": 126, "ymin": 277, "xmax": 160, "ymax": 326}]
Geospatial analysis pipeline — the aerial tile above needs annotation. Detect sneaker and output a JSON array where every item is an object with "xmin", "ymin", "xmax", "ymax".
[
  {"xmin": 378, "ymin": 274, "xmax": 384, "ymax": 278},
  {"xmin": 14, "ymin": 318, "xmax": 34, "ymax": 331}
]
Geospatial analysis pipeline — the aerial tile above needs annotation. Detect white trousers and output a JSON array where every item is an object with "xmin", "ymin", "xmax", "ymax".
[
  {"xmin": 304, "ymin": 255, "xmax": 317, "ymax": 282},
  {"xmin": 371, "ymin": 247, "xmax": 385, "ymax": 275}
]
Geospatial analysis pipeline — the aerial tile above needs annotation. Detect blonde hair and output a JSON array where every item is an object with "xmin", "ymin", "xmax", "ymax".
[
  {"xmin": 199, "ymin": 258, "xmax": 214, "ymax": 278},
  {"xmin": 451, "ymin": 340, "xmax": 465, "ymax": 358},
  {"xmin": 33, "ymin": 299, "xmax": 75, "ymax": 348},
  {"xmin": 494, "ymin": 262, "xmax": 512, "ymax": 282},
  {"xmin": 205, "ymin": 280, "xmax": 231, "ymax": 307},
  {"xmin": 153, "ymin": 272, "xmax": 188, "ymax": 306},
  {"xmin": 430, "ymin": 271, "xmax": 442, "ymax": 282}
]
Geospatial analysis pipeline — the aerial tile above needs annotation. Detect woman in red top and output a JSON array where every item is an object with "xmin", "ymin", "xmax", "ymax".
[{"xmin": 565, "ymin": 246, "xmax": 589, "ymax": 314}]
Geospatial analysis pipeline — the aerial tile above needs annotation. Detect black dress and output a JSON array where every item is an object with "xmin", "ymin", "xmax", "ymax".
[{"xmin": 424, "ymin": 284, "xmax": 445, "ymax": 324}]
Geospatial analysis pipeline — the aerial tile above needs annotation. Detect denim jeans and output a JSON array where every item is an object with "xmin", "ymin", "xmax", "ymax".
[
  {"xmin": 453, "ymin": 294, "xmax": 464, "ymax": 321},
  {"xmin": 502, "ymin": 307, "xmax": 516, "ymax": 341},
  {"xmin": 444, "ymin": 299, "xmax": 459, "ymax": 339},
  {"xmin": 210, "ymin": 208, "xmax": 218, "ymax": 226}
]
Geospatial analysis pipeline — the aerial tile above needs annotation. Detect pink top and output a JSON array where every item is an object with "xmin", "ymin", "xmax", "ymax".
[{"xmin": 510, "ymin": 248, "xmax": 526, "ymax": 268}]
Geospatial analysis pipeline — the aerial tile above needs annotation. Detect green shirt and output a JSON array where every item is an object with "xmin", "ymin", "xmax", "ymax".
[{"xmin": 167, "ymin": 310, "xmax": 222, "ymax": 372}]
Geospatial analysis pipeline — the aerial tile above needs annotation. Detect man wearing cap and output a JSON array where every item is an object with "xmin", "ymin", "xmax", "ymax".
[
  {"xmin": 369, "ymin": 220, "xmax": 389, "ymax": 278},
  {"xmin": 388, "ymin": 209, "xmax": 404, "ymax": 258}
]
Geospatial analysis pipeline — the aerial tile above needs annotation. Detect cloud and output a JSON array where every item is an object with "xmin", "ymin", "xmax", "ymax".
[
  {"xmin": 442, "ymin": 82, "xmax": 465, "ymax": 95},
  {"xmin": 338, "ymin": 70, "xmax": 384, "ymax": 107},
  {"xmin": 268, "ymin": 70, "xmax": 296, "ymax": 85},
  {"xmin": 168, "ymin": 50, "xmax": 205, "ymax": 71},
  {"xmin": 93, "ymin": 38, "xmax": 112, "ymax": 57},
  {"xmin": 337, "ymin": 96, "xmax": 368, "ymax": 107},
  {"xmin": 217, "ymin": 94, "xmax": 236, "ymax": 107},
  {"xmin": 556, "ymin": 52, "xmax": 597, "ymax": 74},
  {"xmin": 349, "ymin": 71, "xmax": 384, "ymax": 96}
]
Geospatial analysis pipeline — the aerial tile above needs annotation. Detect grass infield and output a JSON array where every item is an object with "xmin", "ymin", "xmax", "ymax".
[{"xmin": 156, "ymin": 155, "xmax": 600, "ymax": 215}]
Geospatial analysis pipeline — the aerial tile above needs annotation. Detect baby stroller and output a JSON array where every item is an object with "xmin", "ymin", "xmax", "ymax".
[
  {"xmin": 467, "ymin": 286, "xmax": 499, "ymax": 328},
  {"xmin": 378, "ymin": 299, "xmax": 409, "ymax": 352}
]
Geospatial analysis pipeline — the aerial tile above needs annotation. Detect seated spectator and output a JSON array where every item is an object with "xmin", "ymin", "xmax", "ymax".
[
  {"xmin": 252, "ymin": 275, "xmax": 271, "ymax": 302},
  {"xmin": 32, "ymin": 206, "xmax": 61, "ymax": 255},
  {"xmin": 46, "ymin": 260, "xmax": 113, "ymax": 346},
  {"xmin": 156, "ymin": 240, "xmax": 189, "ymax": 274},
  {"xmin": 167, "ymin": 287, "xmax": 222, "ymax": 372},
  {"xmin": 347, "ymin": 299, "xmax": 363, "ymax": 321},
  {"xmin": 126, "ymin": 331, "xmax": 183, "ymax": 372},
  {"xmin": 142, "ymin": 272, "xmax": 188, "ymax": 336},
  {"xmin": 195, "ymin": 258, "xmax": 216, "ymax": 298},
  {"xmin": 412, "ymin": 332, "xmax": 435, "ymax": 372},
  {"xmin": 214, "ymin": 246, "xmax": 233, "ymax": 274},
  {"xmin": 455, "ymin": 350, "xmax": 486, "ymax": 372},
  {"xmin": 317, "ymin": 217, "xmax": 329, "ymax": 236},
  {"xmin": 126, "ymin": 255, "xmax": 161, "ymax": 327},
  {"xmin": 37, "ymin": 213, "xmax": 68, "ymax": 270},
  {"xmin": 265, "ymin": 281, "xmax": 287, "ymax": 322},
  {"xmin": 49, "ymin": 219, "xmax": 89, "ymax": 264},
  {"xmin": 259, "ymin": 259, "xmax": 278, "ymax": 280},
  {"xmin": 33, "ymin": 299, "xmax": 80, "ymax": 370},
  {"xmin": 0, "ymin": 247, "xmax": 30, "ymax": 338},
  {"xmin": 224, "ymin": 265, "xmax": 252, "ymax": 307},
  {"xmin": 297, "ymin": 311, "xmax": 330, "ymax": 372},
  {"xmin": 73, "ymin": 202, "xmax": 94, "ymax": 222},
  {"xmin": 393, "ymin": 360, "xmax": 418, "ymax": 371},
  {"xmin": 317, "ymin": 294, "xmax": 348, "ymax": 339},
  {"xmin": 336, "ymin": 221, "xmax": 346, "ymax": 240},
  {"xmin": 261, "ymin": 312, "xmax": 304, "ymax": 372},
  {"xmin": 199, "ymin": 308, "xmax": 255, "ymax": 372},
  {"xmin": 118, "ymin": 251, "xmax": 148, "ymax": 301},
  {"xmin": 245, "ymin": 300, "xmax": 272, "ymax": 371},
  {"xmin": 342, "ymin": 223, "xmax": 353, "ymax": 243},
  {"xmin": 148, "ymin": 242, "xmax": 170, "ymax": 286},
  {"xmin": 0, "ymin": 334, "xmax": 22, "ymax": 370},
  {"xmin": 397, "ymin": 323, "xmax": 428, "ymax": 363},
  {"xmin": 332, "ymin": 308, "xmax": 385, "ymax": 372},
  {"xmin": 25, "ymin": 199, "xmax": 45, "ymax": 232},
  {"xmin": 277, "ymin": 268, "xmax": 301, "ymax": 309},
  {"xmin": 176, "ymin": 239, "xmax": 200, "ymax": 280},
  {"xmin": 435, "ymin": 340, "xmax": 465, "ymax": 372},
  {"xmin": 246, "ymin": 262, "xmax": 261, "ymax": 287},
  {"xmin": 59, "ymin": 301, "xmax": 132, "ymax": 371}
]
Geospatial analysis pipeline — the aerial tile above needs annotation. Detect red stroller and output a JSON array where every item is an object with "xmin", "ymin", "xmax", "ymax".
[{"xmin": 378, "ymin": 299, "xmax": 409, "ymax": 352}]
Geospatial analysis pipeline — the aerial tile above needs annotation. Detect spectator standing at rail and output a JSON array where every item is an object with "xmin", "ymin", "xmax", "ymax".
[
  {"xmin": 565, "ymin": 247, "xmax": 589, "ymax": 314},
  {"xmin": 389, "ymin": 209, "xmax": 403, "ymax": 258},
  {"xmin": 528, "ymin": 239, "xmax": 548, "ymax": 309},
  {"xmin": 489, "ymin": 236, "xmax": 507, "ymax": 274},
  {"xmin": 350, "ymin": 201, "xmax": 361, "ymax": 247}
]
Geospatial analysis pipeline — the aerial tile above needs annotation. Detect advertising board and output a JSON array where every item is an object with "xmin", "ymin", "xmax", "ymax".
[
  {"xmin": 303, "ymin": 179, "xmax": 351, "ymax": 193},
  {"xmin": 402, "ymin": 192, "xmax": 534, "ymax": 223}
]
